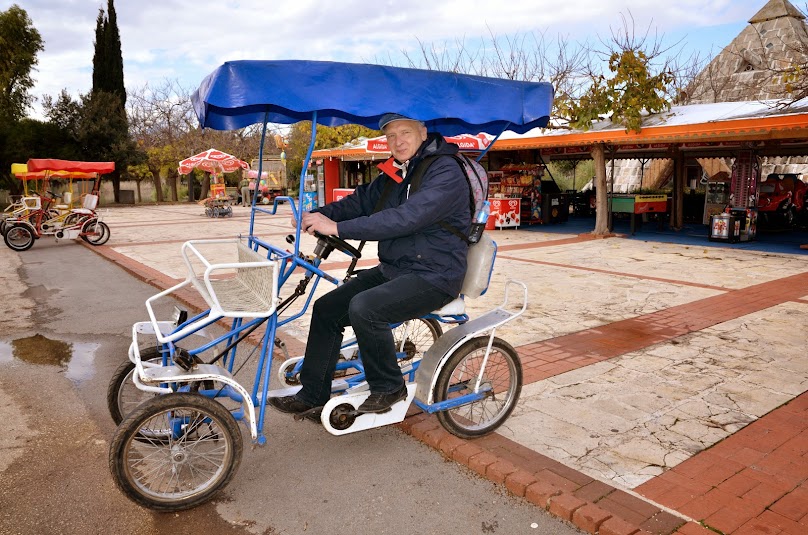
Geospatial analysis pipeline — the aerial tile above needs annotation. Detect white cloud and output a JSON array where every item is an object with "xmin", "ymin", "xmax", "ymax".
[{"xmin": 8, "ymin": 0, "xmax": 768, "ymax": 119}]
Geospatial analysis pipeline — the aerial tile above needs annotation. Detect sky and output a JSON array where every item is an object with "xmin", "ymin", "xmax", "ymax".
[{"xmin": 6, "ymin": 0, "xmax": 783, "ymax": 120}]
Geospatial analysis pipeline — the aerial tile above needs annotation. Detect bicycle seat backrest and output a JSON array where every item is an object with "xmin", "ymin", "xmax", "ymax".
[
  {"xmin": 82, "ymin": 194, "xmax": 98, "ymax": 211},
  {"xmin": 22, "ymin": 197, "xmax": 41, "ymax": 211}
]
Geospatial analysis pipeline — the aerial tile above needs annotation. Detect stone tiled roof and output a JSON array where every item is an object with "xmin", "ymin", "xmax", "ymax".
[{"xmin": 749, "ymin": 0, "xmax": 804, "ymax": 23}]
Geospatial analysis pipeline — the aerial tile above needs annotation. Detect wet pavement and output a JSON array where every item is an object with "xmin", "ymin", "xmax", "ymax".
[
  {"xmin": 4, "ymin": 201, "xmax": 807, "ymax": 535},
  {"xmin": 0, "ymin": 211, "xmax": 583, "ymax": 535}
]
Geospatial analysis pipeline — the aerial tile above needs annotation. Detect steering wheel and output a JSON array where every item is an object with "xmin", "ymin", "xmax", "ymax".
[
  {"xmin": 313, "ymin": 231, "xmax": 361, "ymax": 259},
  {"xmin": 47, "ymin": 190, "xmax": 61, "ymax": 199}
]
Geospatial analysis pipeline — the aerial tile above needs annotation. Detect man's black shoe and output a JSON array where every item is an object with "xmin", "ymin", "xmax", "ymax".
[
  {"xmin": 355, "ymin": 385, "xmax": 408, "ymax": 414},
  {"xmin": 267, "ymin": 395, "xmax": 322, "ymax": 422},
  {"xmin": 267, "ymin": 395, "xmax": 312, "ymax": 414}
]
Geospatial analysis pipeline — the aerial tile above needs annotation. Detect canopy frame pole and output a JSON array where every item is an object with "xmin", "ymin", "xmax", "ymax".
[
  {"xmin": 474, "ymin": 124, "xmax": 508, "ymax": 163},
  {"xmin": 293, "ymin": 111, "xmax": 318, "ymax": 257},
  {"xmin": 249, "ymin": 113, "xmax": 270, "ymax": 237}
]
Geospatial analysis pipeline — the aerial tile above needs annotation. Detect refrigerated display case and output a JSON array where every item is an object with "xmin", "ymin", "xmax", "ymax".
[{"xmin": 703, "ymin": 180, "xmax": 730, "ymax": 225}]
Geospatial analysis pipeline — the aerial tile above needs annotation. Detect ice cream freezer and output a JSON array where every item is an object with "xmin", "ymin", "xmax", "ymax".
[
  {"xmin": 709, "ymin": 208, "xmax": 757, "ymax": 243},
  {"xmin": 489, "ymin": 196, "xmax": 521, "ymax": 229}
]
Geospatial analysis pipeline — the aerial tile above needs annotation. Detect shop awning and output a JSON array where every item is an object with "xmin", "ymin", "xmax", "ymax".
[{"xmin": 492, "ymin": 99, "xmax": 808, "ymax": 159}]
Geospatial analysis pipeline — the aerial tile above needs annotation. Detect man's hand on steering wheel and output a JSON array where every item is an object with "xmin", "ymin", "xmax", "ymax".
[{"xmin": 300, "ymin": 211, "xmax": 337, "ymax": 237}]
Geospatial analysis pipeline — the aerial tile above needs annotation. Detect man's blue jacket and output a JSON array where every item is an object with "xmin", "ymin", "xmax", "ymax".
[{"xmin": 315, "ymin": 133, "xmax": 471, "ymax": 297}]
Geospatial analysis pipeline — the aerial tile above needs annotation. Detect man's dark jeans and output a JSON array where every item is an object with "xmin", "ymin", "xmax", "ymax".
[{"xmin": 296, "ymin": 266, "xmax": 453, "ymax": 407}]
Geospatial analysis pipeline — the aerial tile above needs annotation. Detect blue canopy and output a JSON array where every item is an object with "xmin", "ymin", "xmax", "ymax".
[{"xmin": 193, "ymin": 60, "xmax": 554, "ymax": 135}]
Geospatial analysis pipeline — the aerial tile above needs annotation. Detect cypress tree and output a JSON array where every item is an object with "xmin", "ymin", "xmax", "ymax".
[
  {"xmin": 89, "ymin": 0, "xmax": 128, "ymax": 202},
  {"xmin": 91, "ymin": 9, "xmax": 107, "ymax": 93},
  {"xmin": 105, "ymin": 0, "xmax": 125, "ymax": 105}
]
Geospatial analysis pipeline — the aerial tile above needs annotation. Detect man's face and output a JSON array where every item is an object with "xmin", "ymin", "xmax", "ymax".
[{"xmin": 383, "ymin": 120, "xmax": 427, "ymax": 162}]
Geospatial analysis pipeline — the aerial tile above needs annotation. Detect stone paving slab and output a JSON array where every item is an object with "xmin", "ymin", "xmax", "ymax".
[
  {"xmin": 508, "ymin": 301, "xmax": 808, "ymax": 489},
  {"xmin": 79, "ymin": 204, "xmax": 808, "ymax": 535}
]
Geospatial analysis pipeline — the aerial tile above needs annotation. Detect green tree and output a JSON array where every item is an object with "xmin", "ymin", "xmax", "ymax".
[
  {"xmin": 0, "ymin": 118, "xmax": 80, "ymax": 194},
  {"xmin": 91, "ymin": 0, "xmax": 130, "ymax": 201},
  {"xmin": 285, "ymin": 122, "xmax": 379, "ymax": 186},
  {"xmin": 0, "ymin": 4, "xmax": 43, "ymax": 122},
  {"xmin": 562, "ymin": 49, "xmax": 673, "ymax": 133},
  {"xmin": 104, "ymin": 0, "xmax": 125, "ymax": 105},
  {"xmin": 91, "ymin": 9, "xmax": 107, "ymax": 94},
  {"xmin": 553, "ymin": 15, "xmax": 675, "ymax": 235}
]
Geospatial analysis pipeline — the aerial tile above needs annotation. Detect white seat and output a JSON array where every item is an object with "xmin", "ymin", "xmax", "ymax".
[
  {"xmin": 432, "ymin": 297, "xmax": 466, "ymax": 316},
  {"xmin": 82, "ymin": 194, "xmax": 98, "ymax": 211}
]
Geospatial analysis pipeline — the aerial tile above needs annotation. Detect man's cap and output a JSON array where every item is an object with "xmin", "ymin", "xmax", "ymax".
[{"xmin": 379, "ymin": 113, "xmax": 420, "ymax": 130}]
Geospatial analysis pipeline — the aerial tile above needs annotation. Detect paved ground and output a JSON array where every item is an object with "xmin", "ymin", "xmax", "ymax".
[
  {"xmin": 0, "ymin": 230, "xmax": 583, "ymax": 535},
  {"xmin": 26, "ymin": 202, "xmax": 808, "ymax": 535}
]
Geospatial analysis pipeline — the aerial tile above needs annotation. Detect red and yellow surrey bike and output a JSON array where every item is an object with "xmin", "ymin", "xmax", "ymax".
[{"xmin": 3, "ymin": 159, "xmax": 113, "ymax": 251}]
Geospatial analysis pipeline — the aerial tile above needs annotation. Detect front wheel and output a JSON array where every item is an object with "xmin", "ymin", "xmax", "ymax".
[
  {"xmin": 4, "ymin": 224, "xmax": 35, "ymax": 251},
  {"xmin": 109, "ymin": 393, "xmax": 243, "ymax": 512},
  {"xmin": 434, "ymin": 337, "xmax": 522, "ymax": 439},
  {"xmin": 81, "ymin": 219, "xmax": 110, "ymax": 245}
]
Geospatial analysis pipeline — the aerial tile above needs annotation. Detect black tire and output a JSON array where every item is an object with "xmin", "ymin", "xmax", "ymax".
[
  {"xmin": 434, "ymin": 337, "xmax": 522, "ymax": 439},
  {"xmin": 4, "ymin": 224, "xmax": 35, "ymax": 251},
  {"xmin": 109, "ymin": 393, "xmax": 243, "ymax": 512},
  {"xmin": 81, "ymin": 219, "xmax": 110, "ymax": 245},
  {"xmin": 392, "ymin": 318, "xmax": 442, "ymax": 367},
  {"xmin": 107, "ymin": 346, "xmax": 167, "ymax": 424}
]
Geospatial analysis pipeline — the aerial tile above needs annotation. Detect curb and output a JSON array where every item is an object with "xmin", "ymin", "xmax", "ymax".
[{"xmin": 396, "ymin": 411, "xmax": 707, "ymax": 535}]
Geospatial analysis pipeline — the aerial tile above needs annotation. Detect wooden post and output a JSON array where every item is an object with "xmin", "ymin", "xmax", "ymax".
[
  {"xmin": 592, "ymin": 143, "xmax": 609, "ymax": 235},
  {"xmin": 671, "ymin": 146, "xmax": 685, "ymax": 230}
]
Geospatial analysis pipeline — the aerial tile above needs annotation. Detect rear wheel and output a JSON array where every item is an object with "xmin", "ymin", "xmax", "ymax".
[
  {"xmin": 64, "ymin": 212, "xmax": 87, "ymax": 228},
  {"xmin": 434, "ymin": 337, "xmax": 522, "ymax": 439},
  {"xmin": 4, "ymin": 224, "xmax": 35, "ymax": 251},
  {"xmin": 109, "ymin": 393, "xmax": 243, "ymax": 512},
  {"xmin": 107, "ymin": 346, "xmax": 168, "ymax": 424}
]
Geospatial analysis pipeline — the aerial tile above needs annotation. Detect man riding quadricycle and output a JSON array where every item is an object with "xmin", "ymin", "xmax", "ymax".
[{"xmin": 107, "ymin": 60, "xmax": 553, "ymax": 511}]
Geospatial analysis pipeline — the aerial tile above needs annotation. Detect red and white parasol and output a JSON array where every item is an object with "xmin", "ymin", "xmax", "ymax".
[{"xmin": 178, "ymin": 148, "xmax": 249, "ymax": 175}]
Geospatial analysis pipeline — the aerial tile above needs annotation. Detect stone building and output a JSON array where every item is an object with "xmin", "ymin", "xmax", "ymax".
[{"xmin": 610, "ymin": 0, "xmax": 808, "ymax": 192}]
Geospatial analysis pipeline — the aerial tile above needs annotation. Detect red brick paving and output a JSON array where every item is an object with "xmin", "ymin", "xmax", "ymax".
[
  {"xmin": 638, "ymin": 392, "xmax": 808, "ymax": 534},
  {"xmin": 87, "ymin": 232, "xmax": 808, "ymax": 535}
]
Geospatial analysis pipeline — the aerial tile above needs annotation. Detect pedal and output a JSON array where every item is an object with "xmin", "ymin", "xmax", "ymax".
[
  {"xmin": 321, "ymin": 384, "xmax": 416, "ymax": 436},
  {"xmin": 293, "ymin": 405, "xmax": 323, "ymax": 422}
]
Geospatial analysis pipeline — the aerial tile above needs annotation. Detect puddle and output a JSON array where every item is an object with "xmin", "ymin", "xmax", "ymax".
[
  {"xmin": 0, "ymin": 334, "xmax": 99, "ymax": 384},
  {"xmin": 22, "ymin": 284, "xmax": 58, "ymax": 300}
]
